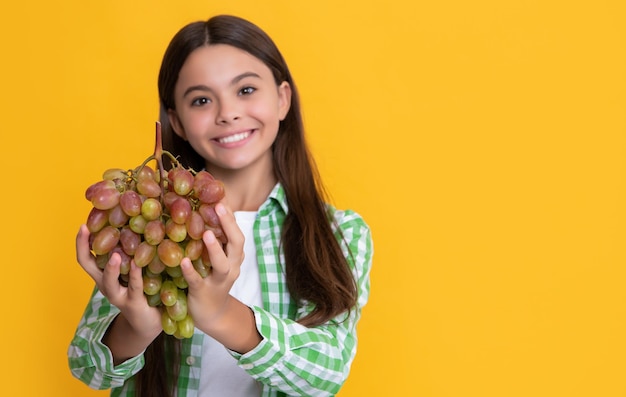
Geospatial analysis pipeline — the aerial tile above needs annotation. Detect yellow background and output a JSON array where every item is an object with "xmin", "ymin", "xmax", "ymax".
[{"xmin": 1, "ymin": 1, "xmax": 625, "ymax": 396}]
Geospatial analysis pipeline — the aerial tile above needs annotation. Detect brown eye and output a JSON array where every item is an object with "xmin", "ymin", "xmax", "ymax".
[
  {"xmin": 239, "ymin": 87, "xmax": 256, "ymax": 95},
  {"xmin": 191, "ymin": 97, "xmax": 210, "ymax": 106}
]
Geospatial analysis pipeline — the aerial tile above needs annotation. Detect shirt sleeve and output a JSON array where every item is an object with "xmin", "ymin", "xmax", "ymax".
[
  {"xmin": 231, "ymin": 210, "xmax": 373, "ymax": 396},
  {"xmin": 67, "ymin": 287, "xmax": 145, "ymax": 390}
]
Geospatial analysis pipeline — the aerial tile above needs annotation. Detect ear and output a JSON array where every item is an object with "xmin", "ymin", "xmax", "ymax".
[
  {"xmin": 277, "ymin": 81, "xmax": 292, "ymax": 121},
  {"xmin": 167, "ymin": 109, "xmax": 187, "ymax": 140}
]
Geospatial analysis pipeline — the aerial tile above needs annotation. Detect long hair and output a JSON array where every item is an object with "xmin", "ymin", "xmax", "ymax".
[{"xmin": 136, "ymin": 15, "xmax": 358, "ymax": 396}]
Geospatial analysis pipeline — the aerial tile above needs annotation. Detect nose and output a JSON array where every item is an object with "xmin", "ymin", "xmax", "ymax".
[{"xmin": 215, "ymin": 98, "xmax": 241, "ymax": 125}]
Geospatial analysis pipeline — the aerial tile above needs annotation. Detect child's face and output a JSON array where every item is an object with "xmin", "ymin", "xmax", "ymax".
[{"xmin": 168, "ymin": 44, "xmax": 291, "ymax": 175}]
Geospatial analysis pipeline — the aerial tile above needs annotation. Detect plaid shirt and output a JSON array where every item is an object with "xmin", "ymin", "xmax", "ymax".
[{"xmin": 68, "ymin": 183, "xmax": 373, "ymax": 397}]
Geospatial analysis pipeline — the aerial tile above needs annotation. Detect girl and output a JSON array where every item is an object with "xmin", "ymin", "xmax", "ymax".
[{"xmin": 69, "ymin": 14, "xmax": 373, "ymax": 397}]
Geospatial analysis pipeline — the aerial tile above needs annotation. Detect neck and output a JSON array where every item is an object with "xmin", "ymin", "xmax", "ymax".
[{"xmin": 205, "ymin": 158, "xmax": 277, "ymax": 212}]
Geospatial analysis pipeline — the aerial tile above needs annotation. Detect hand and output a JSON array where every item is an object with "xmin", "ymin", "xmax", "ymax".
[
  {"xmin": 75, "ymin": 225, "xmax": 161, "ymax": 337},
  {"xmin": 180, "ymin": 202, "xmax": 245, "ymax": 332}
]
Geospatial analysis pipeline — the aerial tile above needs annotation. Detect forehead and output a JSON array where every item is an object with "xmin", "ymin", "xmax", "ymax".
[{"xmin": 177, "ymin": 44, "xmax": 272, "ymax": 85}]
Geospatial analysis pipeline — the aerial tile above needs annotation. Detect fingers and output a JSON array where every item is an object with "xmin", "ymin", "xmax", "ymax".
[
  {"xmin": 126, "ymin": 261, "xmax": 145, "ymax": 300},
  {"xmin": 100, "ymin": 251, "xmax": 123, "ymax": 297},
  {"xmin": 202, "ymin": 230, "xmax": 229, "ymax": 275},
  {"xmin": 214, "ymin": 203, "xmax": 244, "ymax": 258},
  {"xmin": 180, "ymin": 257, "xmax": 203, "ymax": 288},
  {"xmin": 76, "ymin": 225, "xmax": 103, "ymax": 282}
]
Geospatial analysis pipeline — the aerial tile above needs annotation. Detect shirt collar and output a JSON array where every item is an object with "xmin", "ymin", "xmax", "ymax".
[{"xmin": 261, "ymin": 182, "xmax": 288, "ymax": 214}]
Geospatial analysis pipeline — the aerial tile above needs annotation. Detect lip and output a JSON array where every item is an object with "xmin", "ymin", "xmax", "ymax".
[{"xmin": 213, "ymin": 129, "xmax": 256, "ymax": 147}]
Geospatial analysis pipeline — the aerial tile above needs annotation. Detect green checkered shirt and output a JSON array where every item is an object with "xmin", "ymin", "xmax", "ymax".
[{"xmin": 68, "ymin": 183, "xmax": 373, "ymax": 397}]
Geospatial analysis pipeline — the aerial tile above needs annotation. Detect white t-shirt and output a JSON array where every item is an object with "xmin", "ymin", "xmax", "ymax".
[{"xmin": 198, "ymin": 211, "xmax": 263, "ymax": 396}]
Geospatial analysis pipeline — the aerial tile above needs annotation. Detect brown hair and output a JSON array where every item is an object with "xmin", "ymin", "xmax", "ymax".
[{"xmin": 136, "ymin": 15, "xmax": 357, "ymax": 396}]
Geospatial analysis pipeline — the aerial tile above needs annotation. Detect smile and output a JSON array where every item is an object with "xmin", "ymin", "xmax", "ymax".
[{"xmin": 217, "ymin": 131, "xmax": 252, "ymax": 144}]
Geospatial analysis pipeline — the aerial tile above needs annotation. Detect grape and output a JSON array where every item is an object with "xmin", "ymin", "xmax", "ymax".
[
  {"xmin": 175, "ymin": 315, "xmax": 195, "ymax": 339},
  {"xmin": 166, "ymin": 291, "xmax": 188, "ymax": 320},
  {"xmin": 161, "ymin": 311, "xmax": 177, "ymax": 335},
  {"xmin": 129, "ymin": 214, "xmax": 148, "ymax": 234},
  {"xmin": 147, "ymin": 293, "xmax": 162, "ymax": 307},
  {"xmin": 147, "ymin": 255, "xmax": 166, "ymax": 275},
  {"xmin": 198, "ymin": 204, "xmax": 220, "ymax": 227},
  {"xmin": 169, "ymin": 198, "xmax": 192, "ymax": 224},
  {"xmin": 137, "ymin": 178, "xmax": 161, "ymax": 198},
  {"xmin": 195, "ymin": 180, "xmax": 225, "ymax": 204},
  {"xmin": 169, "ymin": 168, "xmax": 194, "ymax": 196},
  {"xmin": 144, "ymin": 220, "xmax": 166, "ymax": 245},
  {"xmin": 165, "ymin": 219, "xmax": 187, "ymax": 242},
  {"xmin": 102, "ymin": 168, "xmax": 128, "ymax": 181},
  {"xmin": 172, "ymin": 275, "xmax": 189, "ymax": 290},
  {"xmin": 108, "ymin": 205, "xmax": 130, "ymax": 228},
  {"xmin": 85, "ymin": 180, "xmax": 114, "ymax": 201},
  {"xmin": 160, "ymin": 280, "xmax": 178, "ymax": 306},
  {"xmin": 119, "ymin": 227, "xmax": 141, "ymax": 256},
  {"xmin": 158, "ymin": 239, "xmax": 184, "ymax": 267},
  {"xmin": 119, "ymin": 190, "xmax": 142, "ymax": 217},
  {"xmin": 143, "ymin": 274, "xmax": 162, "ymax": 295},
  {"xmin": 91, "ymin": 226, "xmax": 120, "ymax": 255},
  {"xmin": 186, "ymin": 211, "xmax": 205, "ymax": 240},
  {"xmin": 184, "ymin": 239, "xmax": 204, "ymax": 261},
  {"xmin": 91, "ymin": 184, "xmax": 121, "ymax": 210},
  {"xmin": 82, "ymin": 122, "xmax": 226, "ymax": 338},
  {"xmin": 192, "ymin": 258, "xmax": 210, "ymax": 278},
  {"xmin": 165, "ymin": 265, "xmax": 183, "ymax": 278},
  {"xmin": 134, "ymin": 241, "xmax": 156, "ymax": 267},
  {"xmin": 86, "ymin": 208, "xmax": 109, "ymax": 233},
  {"xmin": 141, "ymin": 198, "xmax": 162, "ymax": 221}
]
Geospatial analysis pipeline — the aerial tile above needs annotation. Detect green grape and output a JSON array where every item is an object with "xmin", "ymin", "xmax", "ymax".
[
  {"xmin": 161, "ymin": 310, "xmax": 177, "ymax": 335},
  {"xmin": 192, "ymin": 258, "xmax": 210, "ymax": 278},
  {"xmin": 95, "ymin": 254, "xmax": 109, "ymax": 270},
  {"xmin": 176, "ymin": 315, "xmax": 195, "ymax": 339},
  {"xmin": 172, "ymin": 275, "xmax": 188, "ymax": 290},
  {"xmin": 102, "ymin": 168, "xmax": 128, "ymax": 181},
  {"xmin": 165, "ymin": 219, "xmax": 187, "ymax": 242},
  {"xmin": 166, "ymin": 291, "xmax": 188, "ymax": 321},
  {"xmin": 168, "ymin": 167, "xmax": 194, "ymax": 196},
  {"xmin": 160, "ymin": 280, "xmax": 178, "ymax": 306},
  {"xmin": 141, "ymin": 198, "xmax": 162, "ymax": 221},
  {"xmin": 128, "ymin": 214, "xmax": 148, "ymax": 234},
  {"xmin": 146, "ymin": 292, "xmax": 162, "ymax": 307},
  {"xmin": 143, "ymin": 274, "xmax": 162, "ymax": 295},
  {"xmin": 165, "ymin": 265, "xmax": 183, "ymax": 278}
]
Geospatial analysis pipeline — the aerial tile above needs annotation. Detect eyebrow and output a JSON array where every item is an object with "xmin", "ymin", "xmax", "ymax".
[{"xmin": 182, "ymin": 72, "xmax": 262, "ymax": 98}]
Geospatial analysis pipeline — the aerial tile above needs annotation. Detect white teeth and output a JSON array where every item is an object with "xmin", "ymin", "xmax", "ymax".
[{"xmin": 218, "ymin": 131, "xmax": 250, "ymax": 144}]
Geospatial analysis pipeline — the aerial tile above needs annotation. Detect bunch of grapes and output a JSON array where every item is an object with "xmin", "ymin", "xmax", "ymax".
[{"xmin": 83, "ymin": 122, "xmax": 225, "ymax": 339}]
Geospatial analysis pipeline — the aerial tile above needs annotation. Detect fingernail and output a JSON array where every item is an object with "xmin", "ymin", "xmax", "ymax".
[
  {"xmin": 204, "ymin": 230, "xmax": 216, "ymax": 244},
  {"xmin": 215, "ymin": 203, "xmax": 226, "ymax": 216}
]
